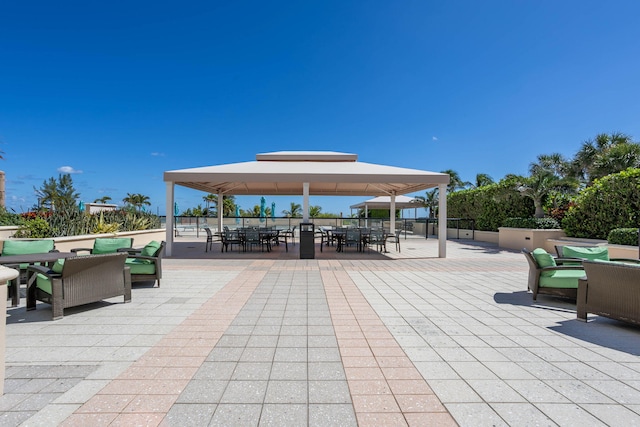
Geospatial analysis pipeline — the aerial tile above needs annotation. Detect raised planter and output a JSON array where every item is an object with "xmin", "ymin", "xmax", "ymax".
[
  {"xmin": 498, "ymin": 227, "xmax": 567, "ymax": 252},
  {"xmin": 0, "ymin": 229, "xmax": 166, "ymax": 253}
]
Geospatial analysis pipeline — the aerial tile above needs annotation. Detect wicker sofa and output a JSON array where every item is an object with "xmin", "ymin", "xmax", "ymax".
[
  {"xmin": 26, "ymin": 253, "xmax": 131, "ymax": 320},
  {"xmin": 578, "ymin": 260, "xmax": 640, "ymax": 325}
]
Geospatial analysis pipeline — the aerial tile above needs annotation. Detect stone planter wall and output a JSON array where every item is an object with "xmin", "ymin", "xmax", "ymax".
[{"xmin": 498, "ymin": 228, "xmax": 567, "ymax": 252}]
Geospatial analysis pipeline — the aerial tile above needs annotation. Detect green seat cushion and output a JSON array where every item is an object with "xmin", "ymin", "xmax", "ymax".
[
  {"xmin": 141, "ymin": 241, "xmax": 161, "ymax": 257},
  {"xmin": 2, "ymin": 240, "xmax": 55, "ymax": 256},
  {"xmin": 51, "ymin": 259, "xmax": 65, "ymax": 273},
  {"xmin": 532, "ymin": 248, "xmax": 556, "ymax": 268},
  {"xmin": 36, "ymin": 273, "xmax": 52, "ymax": 295},
  {"xmin": 125, "ymin": 258, "xmax": 156, "ymax": 275},
  {"xmin": 562, "ymin": 246, "xmax": 609, "ymax": 261},
  {"xmin": 93, "ymin": 238, "xmax": 132, "ymax": 254},
  {"xmin": 539, "ymin": 269, "xmax": 585, "ymax": 288}
]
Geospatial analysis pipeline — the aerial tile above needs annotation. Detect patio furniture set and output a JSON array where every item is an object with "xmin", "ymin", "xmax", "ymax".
[
  {"xmin": 523, "ymin": 245, "xmax": 640, "ymax": 325},
  {"xmin": 216, "ymin": 226, "xmax": 292, "ymax": 253},
  {"xmin": 1, "ymin": 238, "xmax": 165, "ymax": 320},
  {"xmin": 317, "ymin": 227, "xmax": 400, "ymax": 253}
]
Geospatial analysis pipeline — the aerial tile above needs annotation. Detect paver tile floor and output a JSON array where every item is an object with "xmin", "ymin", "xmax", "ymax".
[{"xmin": 2, "ymin": 237, "xmax": 640, "ymax": 426}]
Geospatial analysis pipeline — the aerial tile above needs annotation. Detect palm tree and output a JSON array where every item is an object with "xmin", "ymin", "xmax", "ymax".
[
  {"xmin": 309, "ymin": 205, "xmax": 322, "ymax": 218},
  {"xmin": 441, "ymin": 169, "xmax": 470, "ymax": 193},
  {"xmin": 93, "ymin": 196, "xmax": 112, "ymax": 204},
  {"xmin": 202, "ymin": 194, "xmax": 217, "ymax": 211},
  {"xmin": 122, "ymin": 193, "xmax": 151, "ymax": 212},
  {"xmin": 34, "ymin": 174, "xmax": 79, "ymax": 211},
  {"xmin": 414, "ymin": 189, "xmax": 439, "ymax": 218},
  {"xmin": 517, "ymin": 171, "xmax": 571, "ymax": 218},
  {"xmin": 569, "ymin": 132, "xmax": 639, "ymax": 184},
  {"xmin": 282, "ymin": 202, "xmax": 302, "ymax": 218},
  {"xmin": 473, "ymin": 173, "xmax": 494, "ymax": 188}
]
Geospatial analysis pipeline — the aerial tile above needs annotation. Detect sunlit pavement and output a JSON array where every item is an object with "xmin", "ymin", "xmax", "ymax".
[{"xmin": 3, "ymin": 236, "xmax": 640, "ymax": 426}]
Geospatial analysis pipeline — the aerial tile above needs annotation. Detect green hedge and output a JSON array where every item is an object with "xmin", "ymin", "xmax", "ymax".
[
  {"xmin": 562, "ymin": 168, "xmax": 640, "ymax": 239},
  {"xmin": 447, "ymin": 177, "xmax": 534, "ymax": 231},
  {"xmin": 608, "ymin": 228, "xmax": 639, "ymax": 246}
]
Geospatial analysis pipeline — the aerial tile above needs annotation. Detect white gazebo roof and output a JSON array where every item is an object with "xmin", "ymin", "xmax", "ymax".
[
  {"xmin": 164, "ymin": 151, "xmax": 449, "ymax": 196},
  {"xmin": 350, "ymin": 195, "xmax": 422, "ymax": 210}
]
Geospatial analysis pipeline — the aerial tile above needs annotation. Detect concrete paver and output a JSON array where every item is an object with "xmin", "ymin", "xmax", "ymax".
[{"xmin": 2, "ymin": 237, "xmax": 640, "ymax": 426}]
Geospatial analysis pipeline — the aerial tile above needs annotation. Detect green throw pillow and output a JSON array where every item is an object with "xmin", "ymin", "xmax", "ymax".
[
  {"xmin": 141, "ymin": 241, "xmax": 161, "ymax": 257},
  {"xmin": 51, "ymin": 258, "xmax": 65, "ymax": 273},
  {"xmin": 562, "ymin": 246, "xmax": 609, "ymax": 262},
  {"xmin": 532, "ymin": 248, "xmax": 556, "ymax": 268}
]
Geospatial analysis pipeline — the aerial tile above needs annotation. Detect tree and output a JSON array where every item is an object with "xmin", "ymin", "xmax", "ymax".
[
  {"xmin": 441, "ymin": 169, "xmax": 470, "ymax": 193},
  {"xmin": 282, "ymin": 202, "xmax": 302, "ymax": 217},
  {"xmin": 202, "ymin": 194, "xmax": 217, "ymax": 211},
  {"xmin": 93, "ymin": 196, "xmax": 112, "ymax": 204},
  {"xmin": 309, "ymin": 205, "xmax": 322, "ymax": 218},
  {"xmin": 34, "ymin": 174, "xmax": 79, "ymax": 211},
  {"xmin": 473, "ymin": 173, "xmax": 494, "ymax": 188},
  {"xmin": 122, "ymin": 193, "xmax": 151, "ymax": 212},
  {"xmin": 414, "ymin": 189, "xmax": 439, "ymax": 218},
  {"xmin": 569, "ymin": 132, "xmax": 640, "ymax": 185},
  {"xmin": 517, "ymin": 171, "xmax": 570, "ymax": 218}
]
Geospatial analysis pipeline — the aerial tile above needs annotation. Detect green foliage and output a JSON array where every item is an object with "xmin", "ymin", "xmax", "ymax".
[
  {"xmin": 34, "ymin": 174, "xmax": 79, "ymax": 211},
  {"xmin": 562, "ymin": 168, "xmax": 640, "ymax": 239},
  {"xmin": 13, "ymin": 217, "xmax": 51, "ymax": 238},
  {"xmin": 447, "ymin": 176, "xmax": 534, "ymax": 231},
  {"xmin": 502, "ymin": 217, "xmax": 560, "ymax": 229},
  {"xmin": 0, "ymin": 207, "xmax": 22, "ymax": 225},
  {"xmin": 608, "ymin": 228, "xmax": 639, "ymax": 246},
  {"xmin": 13, "ymin": 207, "xmax": 161, "ymax": 238}
]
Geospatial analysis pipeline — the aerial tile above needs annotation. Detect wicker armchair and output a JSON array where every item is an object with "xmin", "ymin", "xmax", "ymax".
[
  {"xmin": 522, "ymin": 248, "xmax": 585, "ymax": 301},
  {"xmin": 26, "ymin": 253, "xmax": 131, "ymax": 320},
  {"xmin": 122, "ymin": 241, "xmax": 165, "ymax": 287},
  {"xmin": 578, "ymin": 260, "xmax": 640, "ymax": 325},
  {"xmin": 1, "ymin": 239, "xmax": 57, "ymax": 307}
]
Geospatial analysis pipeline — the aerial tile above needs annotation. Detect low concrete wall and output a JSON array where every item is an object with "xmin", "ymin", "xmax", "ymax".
[
  {"xmin": 0, "ymin": 229, "xmax": 166, "ymax": 253},
  {"xmin": 498, "ymin": 228, "xmax": 567, "ymax": 252},
  {"xmin": 475, "ymin": 231, "xmax": 499, "ymax": 245}
]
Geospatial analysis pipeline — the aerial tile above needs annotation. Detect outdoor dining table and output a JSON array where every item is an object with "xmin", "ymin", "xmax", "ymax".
[{"xmin": 0, "ymin": 252, "xmax": 75, "ymax": 306}]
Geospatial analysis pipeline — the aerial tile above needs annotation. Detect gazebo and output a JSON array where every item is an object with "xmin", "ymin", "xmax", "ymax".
[
  {"xmin": 163, "ymin": 151, "xmax": 449, "ymax": 257},
  {"xmin": 350, "ymin": 195, "xmax": 423, "ymax": 219}
]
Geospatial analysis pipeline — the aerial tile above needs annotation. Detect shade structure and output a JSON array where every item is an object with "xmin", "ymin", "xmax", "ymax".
[
  {"xmin": 164, "ymin": 151, "xmax": 450, "ymax": 257},
  {"xmin": 350, "ymin": 195, "xmax": 422, "ymax": 210}
]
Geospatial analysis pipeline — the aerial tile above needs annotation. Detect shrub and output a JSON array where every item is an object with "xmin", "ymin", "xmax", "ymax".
[
  {"xmin": 13, "ymin": 218, "xmax": 52, "ymax": 238},
  {"xmin": 608, "ymin": 228, "xmax": 639, "ymax": 246},
  {"xmin": 562, "ymin": 168, "xmax": 640, "ymax": 239},
  {"xmin": 502, "ymin": 217, "xmax": 560, "ymax": 229},
  {"xmin": 447, "ymin": 176, "xmax": 534, "ymax": 232}
]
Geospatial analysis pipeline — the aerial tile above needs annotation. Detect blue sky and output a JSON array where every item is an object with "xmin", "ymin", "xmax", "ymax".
[{"xmin": 2, "ymin": 1, "xmax": 639, "ymax": 216}]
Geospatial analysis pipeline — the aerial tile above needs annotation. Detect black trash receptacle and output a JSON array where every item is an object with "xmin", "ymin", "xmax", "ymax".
[{"xmin": 299, "ymin": 222, "xmax": 315, "ymax": 259}]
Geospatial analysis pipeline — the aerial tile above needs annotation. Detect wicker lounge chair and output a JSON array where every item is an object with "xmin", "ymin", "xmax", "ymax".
[
  {"xmin": 71, "ymin": 237, "xmax": 133, "ymax": 255},
  {"xmin": 26, "ymin": 253, "xmax": 131, "ymax": 320},
  {"xmin": 578, "ymin": 260, "xmax": 640, "ymax": 325},
  {"xmin": 123, "ymin": 241, "xmax": 165, "ymax": 287},
  {"xmin": 522, "ymin": 248, "xmax": 585, "ymax": 300}
]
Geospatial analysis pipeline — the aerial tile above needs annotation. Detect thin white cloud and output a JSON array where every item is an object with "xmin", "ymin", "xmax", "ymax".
[
  {"xmin": 432, "ymin": 136, "xmax": 438, "ymax": 141},
  {"xmin": 57, "ymin": 166, "xmax": 83, "ymax": 174},
  {"xmin": 151, "ymin": 152, "xmax": 165, "ymax": 157}
]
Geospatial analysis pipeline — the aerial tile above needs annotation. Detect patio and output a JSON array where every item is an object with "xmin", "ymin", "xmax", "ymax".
[{"xmin": 2, "ymin": 236, "xmax": 640, "ymax": 426}]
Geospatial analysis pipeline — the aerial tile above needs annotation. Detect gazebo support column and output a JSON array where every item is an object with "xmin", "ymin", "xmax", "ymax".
[
  {"xmin": 438, "ymin": 183, "xmax": 447, "ymax": 258},
  {"xmin": 390, "ymin": 194, "xmax": 396, "ymax": 237},
  {"xmin": 302, "ymin": 182, "xmax": 309, "ymax": 222},
  {"xmin": 217, "ymin": 190, "xmax": 223, "ymax": 233},
  {"xmin": 165, "ymin": 182, "xmax": 175, "ymax": 257}
]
